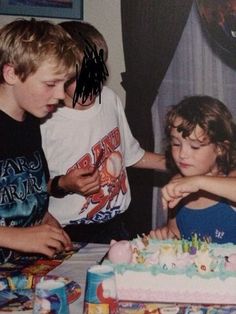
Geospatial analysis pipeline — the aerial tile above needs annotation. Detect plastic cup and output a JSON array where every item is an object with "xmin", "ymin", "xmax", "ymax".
[
  {"xmin": 33, "ymin": 279, "xmax": 69, "ymax": 314},
  {"xmin": 83, "ymin": 265, "xmax": 119, "ymax": 314}
]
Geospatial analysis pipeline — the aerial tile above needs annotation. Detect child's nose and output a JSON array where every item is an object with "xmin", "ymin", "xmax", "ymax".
[
  {"xmin": 179, "ymin": 146, "xmax": 188, "ymax": 158},
  {"xmin": 55, "ymin": 85, "xmax": 66, "ymax": 100}
]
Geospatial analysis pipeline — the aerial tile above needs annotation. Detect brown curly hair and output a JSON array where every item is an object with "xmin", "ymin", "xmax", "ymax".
[{"xmin": 165, "ymin": 95, "xmax": 236, "ymax": 175}]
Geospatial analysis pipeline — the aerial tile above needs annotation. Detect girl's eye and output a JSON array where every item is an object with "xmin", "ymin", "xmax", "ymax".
[
  {"xmin": 171, "ymin": 142, "xmax": 180, "ymax": 147},
  {"xmin": 46, "ymin": 82, "xmax": 56, "ymax": 87},
  {"xmin": 191, "ymin": 146, "xmax": 200, "ymax": 150}
]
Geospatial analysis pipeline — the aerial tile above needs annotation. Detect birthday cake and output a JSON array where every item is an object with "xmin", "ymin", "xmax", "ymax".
[{"xmin": 105, "ymin": 236, "xmax": 236, "ymax": 305}]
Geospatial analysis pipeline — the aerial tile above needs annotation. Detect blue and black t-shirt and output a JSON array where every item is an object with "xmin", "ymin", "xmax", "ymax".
[{"xmin": 0, "ymin": 110, "xmax": 49, "ymax": 263}]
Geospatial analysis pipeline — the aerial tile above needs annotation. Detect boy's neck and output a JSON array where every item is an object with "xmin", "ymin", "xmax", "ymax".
[{"xmin": 0, "ymin": 91, "xmax": 25, "ymax": 121}]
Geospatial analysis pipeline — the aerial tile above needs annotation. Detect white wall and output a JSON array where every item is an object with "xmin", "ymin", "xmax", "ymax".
[
  {"xmin": 0, "ymin": 0, "xmax": 126, "ymax": 105},
  {"xmin": 84, "ymin": 0, "xmax": 125, "ymax": 105}
]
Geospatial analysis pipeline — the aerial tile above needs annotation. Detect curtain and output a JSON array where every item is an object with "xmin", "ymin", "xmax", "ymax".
[
  {"xmin": 121, "ymin": 0, "xmax": 193, "ymax": 237},
  {"xmin": 152, "ymin": 1, "xmax": 236, "ymax": 228}
]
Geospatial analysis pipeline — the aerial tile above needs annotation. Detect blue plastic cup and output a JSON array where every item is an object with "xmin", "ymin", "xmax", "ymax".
[
  {"xmin": 84, "ymin": 265, "xmax": 119, "ymax": 314},
  {"xmin": 33, "ymin": 279, "xmax": 69, "ymax": 314}
]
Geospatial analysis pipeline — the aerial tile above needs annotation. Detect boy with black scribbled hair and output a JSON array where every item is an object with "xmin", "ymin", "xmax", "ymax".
[{"xmin": 41, "ymin": 21, "xmax": 166, "ymax": 243}]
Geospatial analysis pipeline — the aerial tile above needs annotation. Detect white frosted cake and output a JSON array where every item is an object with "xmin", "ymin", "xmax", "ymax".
[{"xmin": 105, "ymin": 236, "xmax": 236, "ymax": 305}]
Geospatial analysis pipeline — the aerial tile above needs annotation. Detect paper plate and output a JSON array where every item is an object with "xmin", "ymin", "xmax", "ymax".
[{"xmin": 0, "ymin": 274, "xmax": 81, "ymax": 312}]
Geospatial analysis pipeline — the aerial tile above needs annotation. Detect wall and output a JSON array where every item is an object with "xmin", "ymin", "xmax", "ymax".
[
  {"xmin": 85, "ymin": 0, "xmax": 125, "ymax": 105},
  {"xmin": 0, "ymin": 0, "xmax": 126, "ymax": 105}
]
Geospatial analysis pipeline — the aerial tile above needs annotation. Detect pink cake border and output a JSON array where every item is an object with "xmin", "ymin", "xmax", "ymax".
[{"xmin": 118, "ymin": 289, "xmax": 236, "ymax": 305}]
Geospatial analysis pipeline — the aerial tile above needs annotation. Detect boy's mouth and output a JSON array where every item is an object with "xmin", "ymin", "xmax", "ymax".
[{"xmin": 46, "ymin": 104, "xmax": 57, "ymax": 113}]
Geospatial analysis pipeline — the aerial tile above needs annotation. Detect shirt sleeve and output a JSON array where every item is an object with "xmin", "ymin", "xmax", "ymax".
[{"xmin": 116, "ymin": 94, "xmax": 145, "ymax": 167}]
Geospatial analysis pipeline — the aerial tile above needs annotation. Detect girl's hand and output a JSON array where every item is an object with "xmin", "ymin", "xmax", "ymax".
[
  {"xmin": 161, "ymin": 176, "xmax": 201, "ymax": 209},
  {"xmin": 149, "ymin": 226, "xmax": 177, "ymax": 240}
]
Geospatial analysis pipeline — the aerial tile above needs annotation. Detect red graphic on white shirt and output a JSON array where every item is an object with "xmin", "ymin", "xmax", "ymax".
[{"xmin": 67, "ymin": 128, "xmax": 128, "ymax": 220}]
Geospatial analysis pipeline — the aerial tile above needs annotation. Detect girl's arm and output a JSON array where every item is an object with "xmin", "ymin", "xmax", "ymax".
[{"xmin": 161, "ymin": 174, "xmax": 236, "ymax": 209}]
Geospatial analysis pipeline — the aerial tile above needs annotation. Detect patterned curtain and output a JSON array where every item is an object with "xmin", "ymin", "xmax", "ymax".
[{"xmin": 152, "ymin": 1, "xmax": 236, "ymax": 228}]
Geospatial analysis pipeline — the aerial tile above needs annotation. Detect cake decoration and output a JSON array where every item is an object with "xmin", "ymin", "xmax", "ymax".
[
  {"xmin": 109, "ymin": 234, "xmax": 215, "ymax": 273},
  {"xmin": 105, "ymin": 235, "xmax": 236, "ymax": 304},
  {"xmin": 108, "ymin": 240, "xmax": 133, "ymax": 264}
]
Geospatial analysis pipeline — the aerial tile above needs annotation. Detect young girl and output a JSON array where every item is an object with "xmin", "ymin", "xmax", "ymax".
[{"xmin": 150, "ymin": 95, "xmax": 236, "ymax": 244}]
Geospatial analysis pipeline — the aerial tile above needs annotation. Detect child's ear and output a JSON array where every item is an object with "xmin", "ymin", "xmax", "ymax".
[
  {"xmin": 217, "ymin": 141, "xmax": 229, "ymax": 155},
  {"xmin": 2, "ymin": 64, "xmax": 18, "ymax": 85},
  {"xmin": 217, "ymin": 146, "xmax": 222, "ymax": 156}
]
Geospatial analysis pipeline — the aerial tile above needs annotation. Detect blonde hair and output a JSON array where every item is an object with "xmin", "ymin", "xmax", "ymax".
[{"xmin": 0, "ymin": 18, "xmax": 82, "ymax": 84}]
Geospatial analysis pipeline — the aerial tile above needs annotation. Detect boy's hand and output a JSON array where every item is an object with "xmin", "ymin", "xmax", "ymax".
[
  {"xmin": 59, "ymin": 167, "xmax": 101, "ymax": 196},
  {"xmin": 161, "ymin": 176, "xmax": 201, "ymax": 209},
  {"xmin": 42, "ymin": 211, "xmax": 61, "ymax": 227},
  {"xmin": 42, "ymin": 212, "xmax": 72, "ymax": 251},
  {"xmin": 1, "ymin": 224, "xmax": 72, "ymax": 258}
]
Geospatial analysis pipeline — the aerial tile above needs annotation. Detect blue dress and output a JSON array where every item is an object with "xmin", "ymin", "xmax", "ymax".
[{"xmin": 176, "ymin": 200, "xmax": 236, "ymax": 244}]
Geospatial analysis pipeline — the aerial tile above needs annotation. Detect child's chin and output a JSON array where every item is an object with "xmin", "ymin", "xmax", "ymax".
[{"xmin": 179, "ymin": 169, "xmax": 195, "ymax": 176}]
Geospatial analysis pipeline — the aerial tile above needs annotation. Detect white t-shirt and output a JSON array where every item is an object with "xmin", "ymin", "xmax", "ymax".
[{"xmin": 41, "ymin": 86, "xmax": 144, "ymax": 225}]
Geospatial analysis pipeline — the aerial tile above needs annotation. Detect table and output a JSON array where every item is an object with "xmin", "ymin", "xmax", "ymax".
[
  {"xmin": 1, "ymin": 244, "xmax": 235, "ymax": 314},
  {"xmin": 50, "ymin": 244, "xmax": 236, "ymax": 314},
  {"xmin": 49, "ymin": 243, "xmax": 109, "ymax": 314}
]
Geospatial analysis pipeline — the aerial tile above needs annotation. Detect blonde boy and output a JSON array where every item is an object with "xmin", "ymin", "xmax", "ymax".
[{"xmin": 0, "ymin": 18, "xmax": 80, "ymax": 263}]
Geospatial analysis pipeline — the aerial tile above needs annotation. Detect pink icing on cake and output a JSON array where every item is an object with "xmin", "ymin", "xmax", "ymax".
[
  {"xmin": 225, "ymin": 253, "xmax": 236, "ymax": 271},
  {"xmin": 105, "ymin": 237, "xmax": 236, "ymax": 305},
  {"xmin": 108, "ymin": 240, "xmax": 133, "ymax": 264}
]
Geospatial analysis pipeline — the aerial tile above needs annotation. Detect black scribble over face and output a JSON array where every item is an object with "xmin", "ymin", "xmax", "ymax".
[{"xmin": 72, "ymin": 40, "xmax": 109, "ymax": 108}]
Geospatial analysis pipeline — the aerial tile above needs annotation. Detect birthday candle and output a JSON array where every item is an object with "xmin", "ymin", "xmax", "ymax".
[
  {"xmin": 182, "ymin": 240, "xmax": 189, "ymax": 253},
  {"xmin": 192, "ymin": 233, "xmax": 198, "ymax": 249}
]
